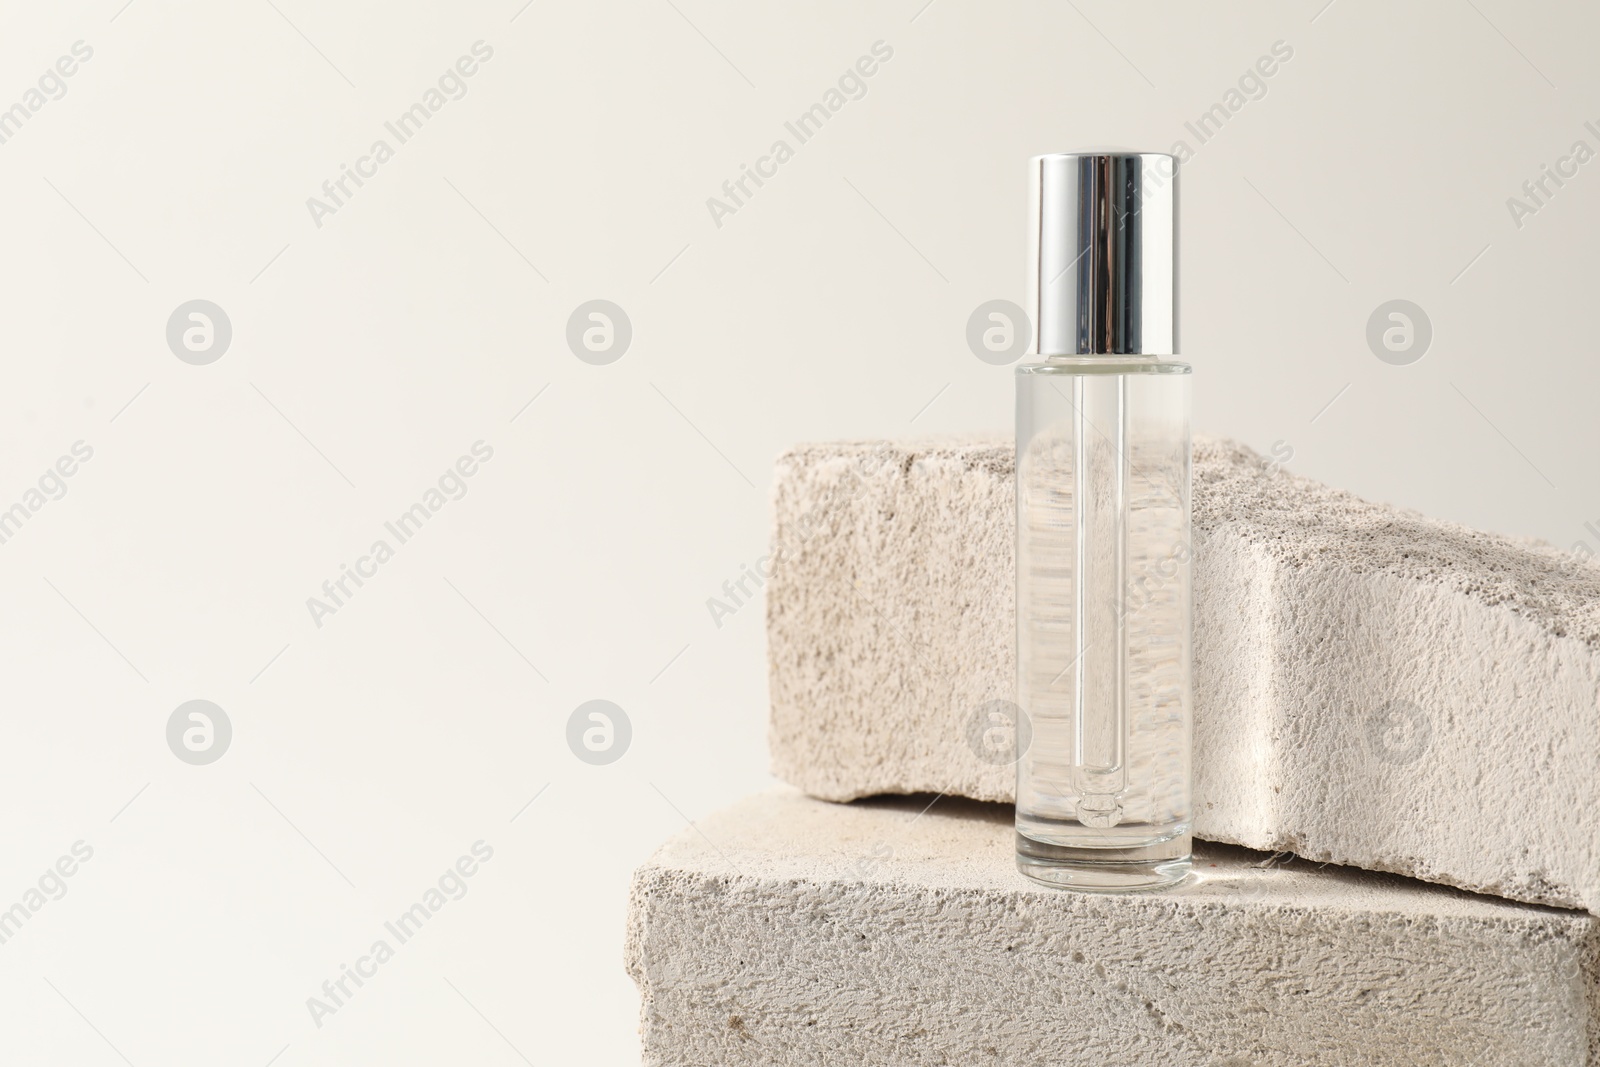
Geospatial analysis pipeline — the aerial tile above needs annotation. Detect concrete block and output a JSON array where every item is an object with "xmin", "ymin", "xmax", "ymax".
[
  {"xmin": 766, "ymin": 436, "xmax": 1600, "ymax": 910},
  {"xmin": 626, "ymin": 790, "xmax": 1600, "ymax": 1066}
]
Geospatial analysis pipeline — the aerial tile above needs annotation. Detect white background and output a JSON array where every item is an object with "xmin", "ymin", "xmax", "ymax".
[{"xmin": 1, "ymin": 1, "xmax": 1596, "ymax": 1063}]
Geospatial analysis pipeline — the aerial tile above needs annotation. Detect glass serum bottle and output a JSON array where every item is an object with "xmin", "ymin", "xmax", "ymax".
[{"xmin": 1014, "ymin": 152, "xmax": 1193, "ymax": 892}]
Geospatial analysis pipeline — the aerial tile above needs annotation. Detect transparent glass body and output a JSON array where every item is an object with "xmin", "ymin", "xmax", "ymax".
[{"xmin": 1014, "ymin": 356, "xmax": 1193, "ymax": 891}]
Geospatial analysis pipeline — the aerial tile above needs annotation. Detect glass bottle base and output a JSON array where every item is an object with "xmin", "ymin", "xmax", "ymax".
[{"xmin": 1015, "ymin": 833, "xmax": 1192, "ymax": 893}]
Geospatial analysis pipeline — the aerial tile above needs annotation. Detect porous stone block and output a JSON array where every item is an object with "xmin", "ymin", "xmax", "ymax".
[
  {"xmin": 766, "ymin": 436, "xmax": 1600, "ymax": 910},
  {"xmin": 626, "ymin": 790, "xmax": 1600, "ymax": 1066}
]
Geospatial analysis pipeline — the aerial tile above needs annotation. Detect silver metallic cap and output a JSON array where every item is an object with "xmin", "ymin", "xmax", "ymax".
[{"xmin": 1028, "ymin": 151, "xmax": 1177, "ymax": 356}]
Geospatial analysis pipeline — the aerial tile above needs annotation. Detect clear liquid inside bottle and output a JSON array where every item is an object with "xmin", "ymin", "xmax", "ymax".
[{"xmin": 1014, "ymin": 356, "xmax": 1193, "ymax": 892}]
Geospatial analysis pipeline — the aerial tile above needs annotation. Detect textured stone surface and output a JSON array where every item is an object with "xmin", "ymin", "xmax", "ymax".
[
  {"xmin": 627, "ymin": 790, "xmax": 1600, "ymax": 1066},
  {"xmin": 766, "ymin": 436, "xmax": 1600, "ymax": 911}
]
